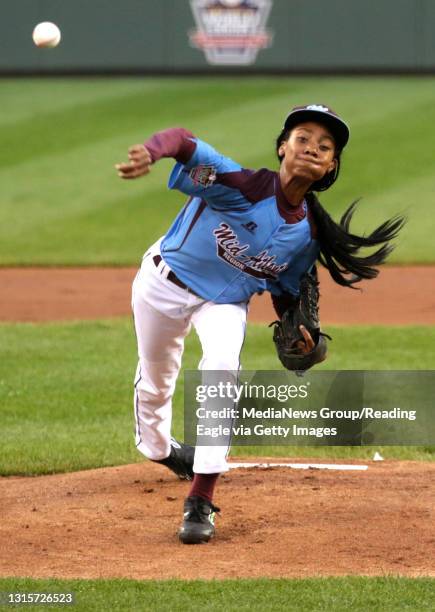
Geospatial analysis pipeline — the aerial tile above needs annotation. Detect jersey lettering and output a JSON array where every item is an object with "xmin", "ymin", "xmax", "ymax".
[{"xmin": 213, "ymin": 223, "xmax": 288, "ymax": 280}]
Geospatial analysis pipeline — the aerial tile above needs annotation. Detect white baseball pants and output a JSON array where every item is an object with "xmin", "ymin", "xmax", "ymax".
[{"xmin": 131, "ymin": 239, "xmax": 248, "ymax": 474}]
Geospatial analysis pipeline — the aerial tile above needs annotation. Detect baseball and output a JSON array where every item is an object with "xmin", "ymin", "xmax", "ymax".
[{"xmin": 32, "ymin": 22, "xmax": 61, "ymax": 48}]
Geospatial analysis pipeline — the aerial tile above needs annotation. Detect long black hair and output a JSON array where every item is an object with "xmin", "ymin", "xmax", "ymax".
[{"xmin": 276, "ymin": 128, "xmax": 406, "ymax": 288}]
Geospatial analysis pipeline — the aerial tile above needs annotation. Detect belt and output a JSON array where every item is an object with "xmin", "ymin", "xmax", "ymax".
[{"xmin": 152, "ymin": 255, "xmax": 199, "ymax": 296}]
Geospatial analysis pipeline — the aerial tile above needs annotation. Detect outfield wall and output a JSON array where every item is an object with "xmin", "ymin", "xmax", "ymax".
[{"xmin": 2, "ymin": 0, "xmax": 435, "ymax": 73}]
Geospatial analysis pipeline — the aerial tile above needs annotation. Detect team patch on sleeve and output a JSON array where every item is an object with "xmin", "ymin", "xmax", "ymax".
[{"xmin": 189, "ymin": 165, "xmax": 217, "ymax": 187}]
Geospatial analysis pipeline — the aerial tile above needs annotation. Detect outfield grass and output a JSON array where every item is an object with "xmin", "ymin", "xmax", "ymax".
[
  {"xmin": 0, "ymin": 320, "xmax": 433, "ymax": 476},
  {"xmin": 1, "ymin": 77, "xmax": 435, "ymax": 264},
  {"xmin": 0, "ymin": 577, "xmax": 433, "ymax": 611}
]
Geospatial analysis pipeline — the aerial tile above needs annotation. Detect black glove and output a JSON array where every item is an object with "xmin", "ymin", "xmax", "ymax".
[{"xmin": 271, "ymin": 268, "xmax": 331, "ymax": 371}]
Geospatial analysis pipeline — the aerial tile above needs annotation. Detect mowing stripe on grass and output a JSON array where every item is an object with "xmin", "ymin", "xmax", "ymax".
[{"xmin": 1, "ymin": 77, "xmax": 435, "ymax": 264}]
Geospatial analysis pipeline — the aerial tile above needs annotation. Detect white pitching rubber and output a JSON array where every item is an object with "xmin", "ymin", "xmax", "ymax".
[{"xmin": 228, "ymin": 462, "xmax": 368, "ymax": 471}]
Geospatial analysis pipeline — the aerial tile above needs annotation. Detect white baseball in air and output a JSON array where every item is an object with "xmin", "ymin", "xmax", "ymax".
[{"xmin": 32, "ymin": 22, "xmax": 61, "ymax": 48}]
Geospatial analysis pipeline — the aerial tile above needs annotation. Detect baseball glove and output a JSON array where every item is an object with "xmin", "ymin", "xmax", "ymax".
[{"xmin": 270, "ymin": 268, "xmax": 331, "ymax": 371}]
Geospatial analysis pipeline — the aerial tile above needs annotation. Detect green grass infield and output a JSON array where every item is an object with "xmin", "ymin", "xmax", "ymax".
[
  {"xmin": 0, "ymin": 577, "xmax": 434, "ymax": 611},
  {"xmin": 0, "ymin": 320, "xmax": 433, "ymax": 476},
  {"xmin": 1, "ymin": 76, "xmax": 435, "ymax": 264}
]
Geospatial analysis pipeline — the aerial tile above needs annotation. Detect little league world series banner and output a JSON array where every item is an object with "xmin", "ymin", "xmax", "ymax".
[
  {"xmin": 184, "ymin": 370, "xmax": 435, "ymax": 446},
  {"xmin": 189, "ymin": 0, "xmax": 274, "ymax": 65}
]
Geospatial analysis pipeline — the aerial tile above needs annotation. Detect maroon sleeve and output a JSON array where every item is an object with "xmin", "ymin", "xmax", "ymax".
[
  {"xmin": 271, "ymin": 292, "xmax": 299, "ymax": 319},
  {"xmin": 144, "ymin": 128, "xmax": 197, "ymax": 164}
]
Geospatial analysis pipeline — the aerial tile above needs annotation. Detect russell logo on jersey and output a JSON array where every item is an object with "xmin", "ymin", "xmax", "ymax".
[
  {"xmin": 213, "ymin": 222, "xmax": 288, "ymax": 280},
  {"xmin": 242, "ymin": 221, "xmax": 258, "ymax": 233}
]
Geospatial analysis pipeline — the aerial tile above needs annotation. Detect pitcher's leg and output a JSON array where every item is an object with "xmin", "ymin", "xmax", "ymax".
[
  {"xmin": 191, "ymin": 301, "xmax": 248, "ymax": 474},
  {"xmin": 178, "ymin": 301, "xmax": 247, "ymax": 544},
  {"xmin": 132, "ymin": 296, "xmax": 190, "ymax": 461}
]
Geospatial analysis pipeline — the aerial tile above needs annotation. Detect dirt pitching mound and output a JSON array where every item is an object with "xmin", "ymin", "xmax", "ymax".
[{"xmin": 1, "ymin": 459, "xmax": 433, "ymax": 580}]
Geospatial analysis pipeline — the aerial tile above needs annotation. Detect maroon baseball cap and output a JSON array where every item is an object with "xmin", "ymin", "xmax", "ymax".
[{"xmin": 284, "ymin": 104, "xmax": 350, "ymax": 150}]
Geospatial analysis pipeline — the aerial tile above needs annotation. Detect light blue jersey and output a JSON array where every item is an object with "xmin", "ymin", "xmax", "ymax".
[{"xmin": 160, "ymin": 138, "xmax": 319, "ymax": 303}]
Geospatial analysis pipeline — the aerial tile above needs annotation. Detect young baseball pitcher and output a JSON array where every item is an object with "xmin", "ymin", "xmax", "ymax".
[{"xmin": 116, "ymin": 105, "xmax": 404, "ymax": 544}]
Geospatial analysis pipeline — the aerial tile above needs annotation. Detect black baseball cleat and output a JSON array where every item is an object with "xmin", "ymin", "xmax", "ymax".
[
  {"xmin": 178, "ymin": 495, "xmax": 220, "ymax": 544},
  {"xmin": 153, "ymin": 438, "xmax": 195, "ymax": 480}
]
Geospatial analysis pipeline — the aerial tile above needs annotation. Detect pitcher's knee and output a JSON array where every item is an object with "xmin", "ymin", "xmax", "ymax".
[{"xmin": 136, "ymin": 383, "xmax": 173, "ymax": 408}]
